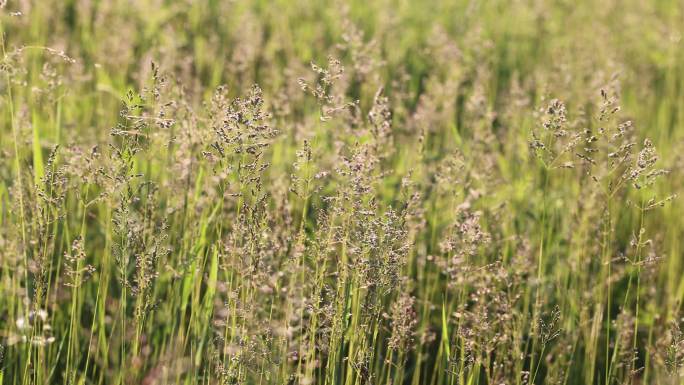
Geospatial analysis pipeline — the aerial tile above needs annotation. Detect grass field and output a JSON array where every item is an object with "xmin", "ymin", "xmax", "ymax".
[{"xmin": 1, "ymin": 1, "xmax": 684, "ymax": 384}]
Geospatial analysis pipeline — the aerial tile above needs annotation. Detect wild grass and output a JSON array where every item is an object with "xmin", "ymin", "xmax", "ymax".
[{"xmin": 1, "ymin": 1, "xmax": 683, "ymax": 384}]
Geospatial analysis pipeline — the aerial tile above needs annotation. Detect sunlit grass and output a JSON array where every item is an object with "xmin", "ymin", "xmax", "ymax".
[{"xmin": 1, "ymin": 1, "xmax": 683, "ymax": 384}]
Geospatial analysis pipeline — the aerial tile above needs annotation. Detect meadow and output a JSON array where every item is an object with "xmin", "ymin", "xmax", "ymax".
[{"xmin": 1, "ymin": 1, "xmax": 683, "ymax": 384}]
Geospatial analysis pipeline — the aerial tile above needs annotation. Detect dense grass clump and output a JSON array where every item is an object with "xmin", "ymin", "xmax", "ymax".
[{"xmin": 1, "ymin": 1, "xmax": 684, "ymax": 384}]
